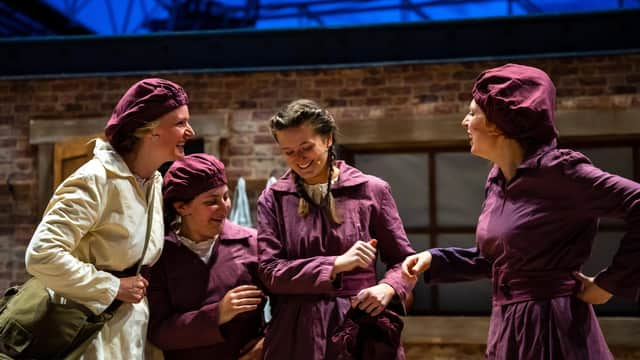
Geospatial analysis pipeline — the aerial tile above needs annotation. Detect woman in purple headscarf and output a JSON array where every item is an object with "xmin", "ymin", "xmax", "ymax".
[
  {"xmin": 25, "ymin": 78, "xmax": 195, "ymax": 359},
  {"xmin": 147, "ymin": 154, "xmax": 264, "ymax": 360},
  {"xmin": 257, "ymin": 99, "xmax": 416, "ymax": 359},
  {"xmin": 403, "ymin": 64, "xmax": 640, "ymax": 359}
]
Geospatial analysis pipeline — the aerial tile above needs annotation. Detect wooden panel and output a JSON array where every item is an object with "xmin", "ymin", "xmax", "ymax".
[
  {"xmin": 402, "ymin": 316, "xmax": 640, "ymax": 346},
  {"xmin": 338, "ymin": 108, "xmax": 640, "ymax": 148},
  {"xmin": 53, "ymin": 135, "xmax": 100, "ymax": 190},
  {"xmin": 30, "ymin": 113, "xmax": 228, "ymax": 145}
]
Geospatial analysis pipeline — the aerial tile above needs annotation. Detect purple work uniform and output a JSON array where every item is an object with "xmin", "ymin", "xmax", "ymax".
[
  {"xmin": 257, "ymin": 161, "xmax": 416, "ymax": 360},
  {"xmin": 147, "ymin": 220, "xmax": 263, "ymax": 360},
  {"xmin": 426, "ymin": 143, "xmax": 640, "ymax": 359}
]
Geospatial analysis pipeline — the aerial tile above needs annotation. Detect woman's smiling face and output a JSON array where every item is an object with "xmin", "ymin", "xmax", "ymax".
[
  {"xmin": 461, "ymin": 99, "xmax": 501, "ymax": 161},
  {"xmin": 275, "ymin": 122, "xmax": 333, "ymax": 185}
]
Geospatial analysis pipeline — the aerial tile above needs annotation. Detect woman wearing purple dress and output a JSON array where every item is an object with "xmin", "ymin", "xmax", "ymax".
[
  {"xmin": 257, "ymin": 99, "xmax": 416, "ymax": 359},
  {"xmin": 147, "ymin": 154, "xmax": 264, "ymax": 359},
  {"xmin": 403, "ymin": 63, "xmax": 640, "ymax": 359}
]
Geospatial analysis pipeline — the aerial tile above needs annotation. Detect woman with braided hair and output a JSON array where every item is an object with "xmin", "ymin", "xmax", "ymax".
[{"xmin": 257, "ymin": 99, "xmax": 415, "ymax": 359}]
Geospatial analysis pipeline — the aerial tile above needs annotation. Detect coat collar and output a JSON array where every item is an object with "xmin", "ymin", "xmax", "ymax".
[
  {"xmin": 93, "ymin": 138, "xmax": 162, "ymax": 184},
  {"xmin": 165, "ymin": 219, "xmax": 253, "ymax": 246},
  {"xmin": 488, "ymin": 139, "xmax": 558, "ymax": 184},
  {"xmin": 268, "ymin": 160, "xmax": 369, "ymax": 193}
]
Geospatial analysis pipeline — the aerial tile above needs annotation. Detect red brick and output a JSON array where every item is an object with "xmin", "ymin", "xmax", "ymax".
[
  {"xmin": 433, "ymin": 103, "xmax": 461, "ymax": 114},
  {"xmin": 369, "ymin": 86, "xmax": 411, "ymax": 97},
  {"xmin": 578, "ymin": 77, "xmax": 607, "ymax": 86},
  {"xmin": 314, "ymin": 78, "xmax": 344, "ymax": 88},
  {"xmin": 597, "ymin": 63, "xmax": 633, "ymax": 74},
  {"xmin": 610, "ymin": 85, "xmax": 637, "ymax": 94},
  {"xmin": 338, "ymin": 88, "xmax": 368, "ymax": 97},
  {"xmin": 416, "ymin": 94, "xmax": 439, "ymax": 103},
  {"xmin": 234, "ymin": 100, "xmax": 258, "ymax": 109},
  {"xmin": 254, "ymin": 134, "xmax": 276, "ymax": 144},
  {"xmin": 362, "ymin": 77, "xmax": 386, "ymax": 86},
  {"xmin": 228, "ymin": 145, "xmax": 254, "ymax": 156},
  {"xmin": 13, "ymin": 104, "xmax": 31, "ymax": 113},
  {"xmin": 626, "ymin": 74, "xmax": 640, "ymax": 84},
  {"xmin": 324, "ymin": 98, "xmax": 347, "ymax": 107},
  {"xmin": 429, "ymin": 82, "xmax": 461, "ymax": 92},
  {"xmin": 365, "ymin": 97, "xmax": 389, "ymax": 106}
]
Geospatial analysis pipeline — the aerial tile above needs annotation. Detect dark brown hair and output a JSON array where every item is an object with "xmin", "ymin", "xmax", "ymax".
[{"xmin": 270, "ymin": 99, "xmax": 341, "ymax": 223}]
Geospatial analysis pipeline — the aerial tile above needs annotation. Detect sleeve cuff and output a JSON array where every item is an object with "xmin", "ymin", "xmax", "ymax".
[
  {"xmin": 378, "ymin": 280, "xmax": 407, "ymax": 315},
  {"xmin": 594, "ymin": 269, "xmax": 640, "ymax": 302},
  {"xmin": 86, "ymin": 273, "xmax": 120, "ymax": 315}
]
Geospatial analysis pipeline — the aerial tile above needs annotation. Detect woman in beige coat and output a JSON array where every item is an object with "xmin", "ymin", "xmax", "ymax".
[{"xmin": 25, "ymin": 78, "xmax": 195, "ymax": 359}]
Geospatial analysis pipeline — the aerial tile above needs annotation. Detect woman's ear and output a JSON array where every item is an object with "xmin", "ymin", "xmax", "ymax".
[
  {"xmin": 484, "ymin": 119, "xmax": 503, "ymax": 136},
  {"xmin": 326, "ymin": 133, "xmax": 334, "ymax": 148},
  {"xmin": 173, "ymin": 201, "xmax": 191, "ymax": 217}
]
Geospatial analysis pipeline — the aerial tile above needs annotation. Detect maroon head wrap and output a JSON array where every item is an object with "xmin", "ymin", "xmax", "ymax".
[
  {"xmin": 105, "ymin": 78, "xmax": 188, "ymax": 153},
  {"xmin": 472, "ymin": 64, "xmax": 558, "ymax": 147},
  {"xmin": 163, "ymin": 153, "xmax": 227, "ymax": 206}
]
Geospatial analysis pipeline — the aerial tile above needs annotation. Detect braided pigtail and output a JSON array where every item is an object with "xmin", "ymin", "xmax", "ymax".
[
  {"xmin": 294, "ymin": 172, "xmax": 315, "ymax": 217},
  {"xmin": 324, "ymin": 145, "xmax": 342, "ymax": 224}
]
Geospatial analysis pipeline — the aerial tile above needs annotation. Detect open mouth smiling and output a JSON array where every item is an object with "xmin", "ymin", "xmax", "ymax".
[{"xmin": 297, "ymin": 160, "xmax": 313, "ymax": 169}]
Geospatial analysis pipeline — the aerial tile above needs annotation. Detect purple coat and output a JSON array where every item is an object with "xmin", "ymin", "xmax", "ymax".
[
  {"xmin": 147, "ymin": 220, "xmax": 263, "ymax": 360},
  {"xmin": 257, "ymin": 161, "xmax": 415, "ymax": 360},
  {"xmin": 426, "ymin": 144, "xmax": 640, "ymax": 359}
]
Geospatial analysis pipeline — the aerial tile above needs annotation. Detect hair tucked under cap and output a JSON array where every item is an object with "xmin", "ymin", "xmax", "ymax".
[
  {"xmin": 472, "ymin": 64, "xmax": 558, "ymax": 148},
  {"xmin": 105, "ymin": 78, "xmax": 188, "ymax": 154},
  {"xmin": 163, "ymin": 153, "xmax": 227, "ymax": 207}
]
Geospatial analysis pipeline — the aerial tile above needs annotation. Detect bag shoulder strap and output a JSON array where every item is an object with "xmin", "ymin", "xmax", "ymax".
[{"xmin": 135, "ymin": 184, "xmax": 155, "ymax": 275}]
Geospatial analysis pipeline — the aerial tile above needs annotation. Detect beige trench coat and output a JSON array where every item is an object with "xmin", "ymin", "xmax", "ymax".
[{"xmin": 25, "ymin": 139, "xmax": 164, "ymax": 360}]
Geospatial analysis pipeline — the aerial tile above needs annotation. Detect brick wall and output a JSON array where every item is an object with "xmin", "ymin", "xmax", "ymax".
[
  {"xmin": 0, "ymin": 55, "xmax": 640, "ymax": 359},
  {"xmin": 2, "ymin": 54, "xmax": 640, "ymax": 285},
  {"xmin": 0, "ymin": 55, "xmax": 639, "ymax": 351}
]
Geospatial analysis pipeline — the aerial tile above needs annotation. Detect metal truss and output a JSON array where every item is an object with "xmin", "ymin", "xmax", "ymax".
[{"xmin": 2, "ymin": 0, "xmax": 638, "ymax": 36}]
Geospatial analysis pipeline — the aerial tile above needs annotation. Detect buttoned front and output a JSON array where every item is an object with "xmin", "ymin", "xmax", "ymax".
[
  {"xmin": 147, "ymin": 221, "xmax": 263, "ymax": 360},
  {"xmin": 25, "ymin": 138, "xmax": 164, "ymax": 360},
  {"xmin": 426, "ymin": 144, "xmax": 640, "ymax": 359},
  {"xmin": 258, "ymin": 161, "xmax": 415, "ymax": 360}
]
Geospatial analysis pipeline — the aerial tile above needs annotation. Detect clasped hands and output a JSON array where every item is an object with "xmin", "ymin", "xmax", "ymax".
[{"xmin": 332, "ymin": 239, "xmax": 395, "ymax": 316}]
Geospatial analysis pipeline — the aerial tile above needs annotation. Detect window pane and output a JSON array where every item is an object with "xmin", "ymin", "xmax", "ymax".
[
  {"xmin": 436, "ymin": 234, "xmax": 492, "ymax": 314},
  {"xmin": 583, "ymin": 231, "xmax": 639, "ymax": 315},
  {"xmin": 354, "ymin": 153, "xmax": 429, "ymax": 227},
  {"xmin": 406, "ymin": 233, "xmax": 432, "ymax": 314},
  {"xmin": 436, "ymin": 152, "xmax": 490, "ymax": 226}
]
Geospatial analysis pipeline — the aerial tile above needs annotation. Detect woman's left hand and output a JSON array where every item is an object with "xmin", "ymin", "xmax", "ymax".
[
  {"xmin": 351, "ymin": 283, "xmax": 395, "ymax": 316},
  {"xmin": 573, "ymin": 271, "xmax": 613, "ymax": 305}
]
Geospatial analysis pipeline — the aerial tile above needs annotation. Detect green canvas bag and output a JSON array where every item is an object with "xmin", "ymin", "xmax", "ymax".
[
  {"xmin": 0, "ymin": 277, "xmax": 114, "ymax": 359},
  {"xmin": 0, "ymin": 187, "xmax": 155, "ymax": 359}
]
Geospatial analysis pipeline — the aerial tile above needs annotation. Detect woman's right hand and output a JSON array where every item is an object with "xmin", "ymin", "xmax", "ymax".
[
  {"xmin": 218, "ymin": 285, "xmax": 263, "ymax": 325},
  {"xmin": 402, "ymin": 251, "xmax": 432, "ymax": 280},
  {"xmin": 332, "ymin": 240, "xmax": 377, "ymax": 277},
  {"xmin": 116, "ymin": 274, "xmax": 149, "ymax": 303}
]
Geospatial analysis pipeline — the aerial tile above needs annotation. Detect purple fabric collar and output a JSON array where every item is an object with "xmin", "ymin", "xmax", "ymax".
[
  {"xmin": 165, "ymin": 219, "xmax": 254, "ymax": 246},
  {"xmin": 269, "ymin": 160, "xmax": 368, "ymax": 193},
  {"xmin": 487, "ymin": 140, "xmax": 558, "ymax": 184}
]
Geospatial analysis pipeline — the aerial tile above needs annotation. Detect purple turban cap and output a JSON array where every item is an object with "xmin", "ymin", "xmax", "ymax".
[
  {"xmin": 163, "ymin": 153, "xmax": 227, "ymax": 205},
  {"xmin": 105, "ymin": 78, "xmax": 188, "ymax": 153},
  {"xmin": 472, "ymin": 64, "xmax": 558, "ymax": 146}
]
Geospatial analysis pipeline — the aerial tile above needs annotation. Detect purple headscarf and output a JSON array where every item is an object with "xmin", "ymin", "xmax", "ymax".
[
  {"xmin": 163, "ymin": 153, "xmax": 227, "ymax": 206},
  {"xmin": 472, "ymin": 64, "xmax": 558, "ymax": 147},
  {"xmin": 105, "ymin": 78, "xmax": 188, "ymax": 153}
]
